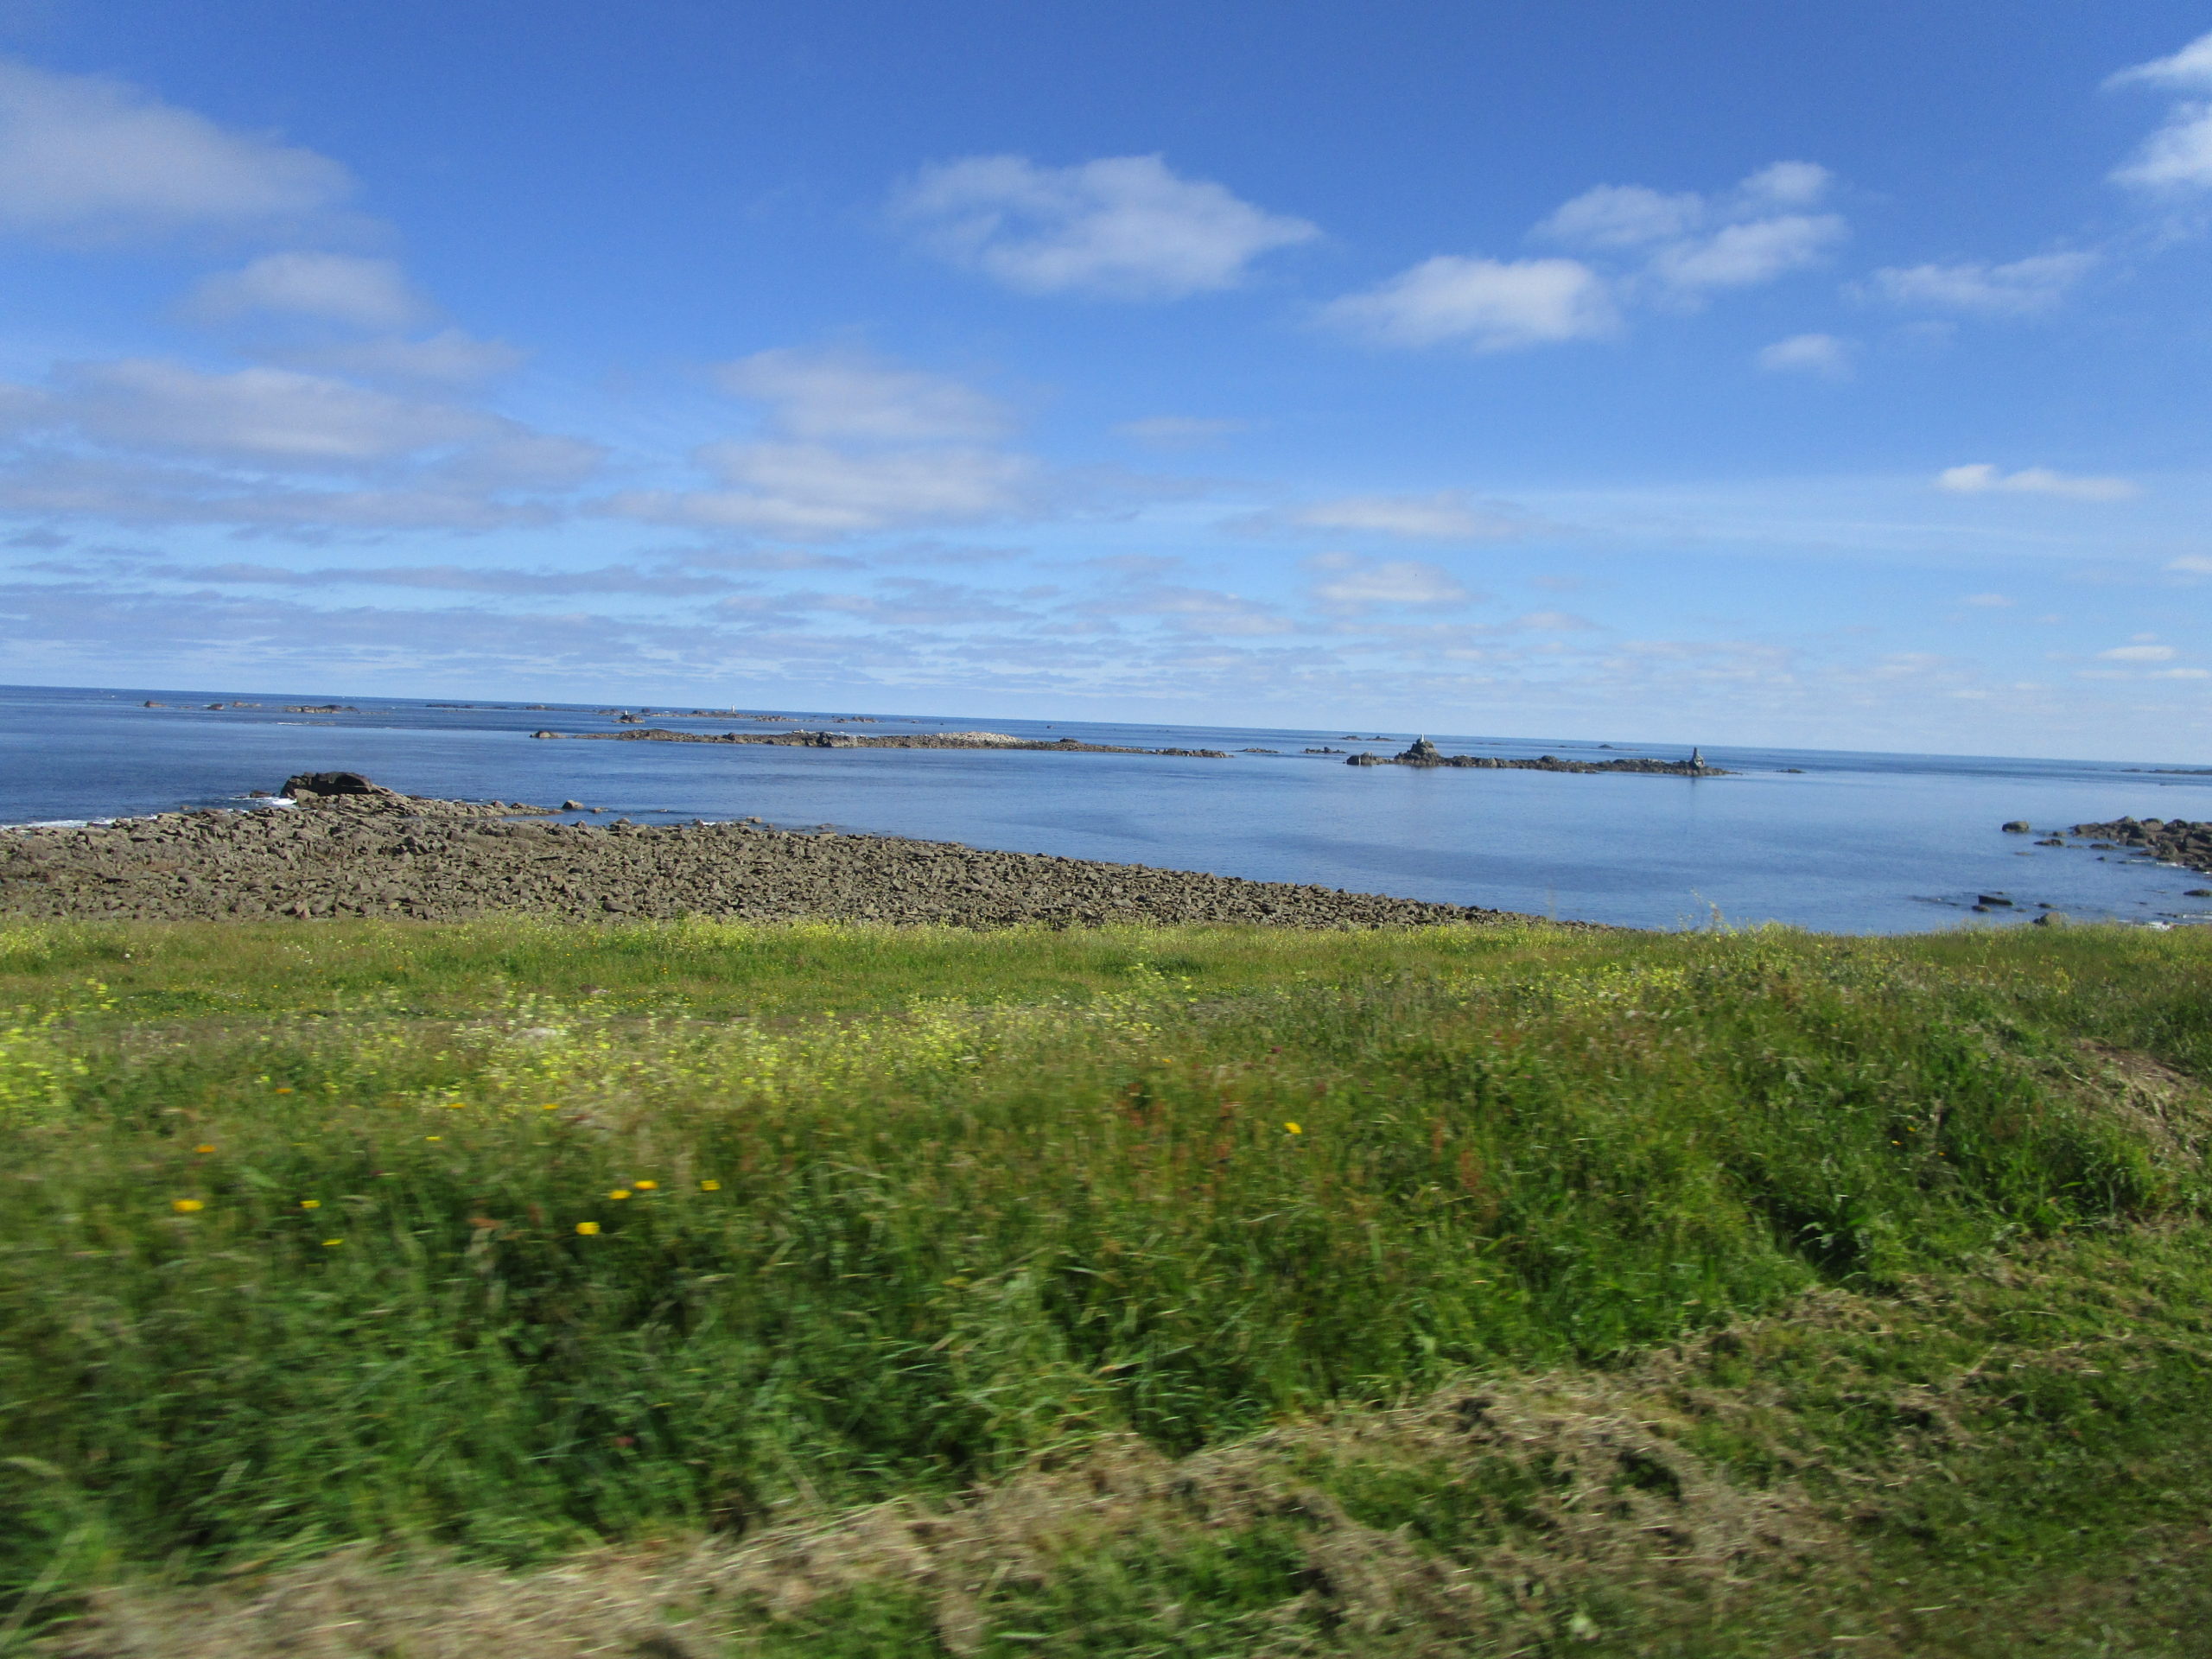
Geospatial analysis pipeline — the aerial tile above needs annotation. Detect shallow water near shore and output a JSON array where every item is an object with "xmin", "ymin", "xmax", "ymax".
[{"xmin": 4, "ymin": 681, "xmax": 2209, "ymax": 933}]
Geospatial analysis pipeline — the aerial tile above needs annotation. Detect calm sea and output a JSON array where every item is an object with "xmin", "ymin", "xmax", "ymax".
[{"xmin": 3, "ymin": 682, "xmax": 2208, "ymax": 934}]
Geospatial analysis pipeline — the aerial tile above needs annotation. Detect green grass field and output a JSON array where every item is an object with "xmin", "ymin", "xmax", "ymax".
[{"xmin": 3, "ymin": 917, "xmax": 2210, "ymax": 1656}]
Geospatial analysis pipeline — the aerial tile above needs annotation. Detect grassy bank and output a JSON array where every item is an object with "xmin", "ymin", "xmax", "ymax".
[{"xmin": 2, "ymin": 918, "xmax": 2210, "ymax": 1654}]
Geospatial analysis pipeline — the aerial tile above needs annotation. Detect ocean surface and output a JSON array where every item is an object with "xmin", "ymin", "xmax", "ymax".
[{"xmin": 3, "ymin": 682, "xmax": 2209, "ymax": 934}]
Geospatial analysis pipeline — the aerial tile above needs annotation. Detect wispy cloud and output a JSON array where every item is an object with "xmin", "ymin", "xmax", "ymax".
[
  {"xmin": 2107, "ymin": 30, "xmax": 2212, "ymax": 191},
  {"xmin": 1304, "ymin": 551, "xmax": 1475, "ymax": 610},
  {"xmin": 1238, "ymin": 490, "xmax": 1532, "ymax": 542},
  {"xmin": 1865, "ymin": 252, "xmax": 2096, "ymax": 315},
  {"xmin": 1319, "ymin": 256, "xmax": 1617, "ymax": 351},
  {"xmin": 1936, "ymin": 463, "xmax": 2138, "ymax": 501},
  {"xmin": 183, "ymin": 252, "xmax": 431, "ymax": 329},
  {"xmin": 892, "ymin": 154, "xmax": 1318, "ymax": 300},
  {"xmin": 1756, "ymin": 333, "xmax": 1854, "ymax": 378}
]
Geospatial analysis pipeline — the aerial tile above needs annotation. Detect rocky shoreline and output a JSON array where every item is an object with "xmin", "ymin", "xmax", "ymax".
[
  {"xmin": 534, "ymin": 728, "xmax": 1230, "ymax": 758},
  {"xmin": 1347, "ymin": 736, "xmax": 1727, "ymax": 776},
  {"xmin": 0, "ymin": 772, "xmax": 1547, "ymax": 929}
]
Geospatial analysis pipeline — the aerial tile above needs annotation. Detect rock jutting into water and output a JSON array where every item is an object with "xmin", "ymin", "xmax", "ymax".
[
  {"xmin": 0, "ymin": 776, "xmax": 1560, "ymax": 928},
  {"xmin": 1346, "ymin": 736, "xmax": 1727, "ymax": 776},
  {"xmin": 2060, "ymin": 817, "xmax": 2212, "ymax": 876},
  {"xmin": 532, "ymin": 728, "xmax": 1230, "ymax": 758}
]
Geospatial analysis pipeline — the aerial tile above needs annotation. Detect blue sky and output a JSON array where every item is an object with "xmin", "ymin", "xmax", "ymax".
[{"xmin": 2, "ymin": 2, "xmax": 2211, "ymax": 758}]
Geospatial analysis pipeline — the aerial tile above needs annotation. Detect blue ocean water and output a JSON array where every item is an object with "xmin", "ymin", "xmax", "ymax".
[{"xmin": 4, "ymin": 682, "xmax": 2209, "ymax": 934}]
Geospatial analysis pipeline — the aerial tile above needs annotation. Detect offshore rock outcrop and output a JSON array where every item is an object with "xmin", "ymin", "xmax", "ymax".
[
  {"xmin": 2065, "ymin": 817, "xmax": 2212, "ymax": 876},
  {"xmin": 0, "ymin": 779, "xmax": 1554, "ymax": 928},
  {"xmin": 533, "ymin": 728, "xmax": 1230, "ymax": 758},
  {"xmin": 1348, "ymin": 736, "xmax": 1727, "ymax": 776}
]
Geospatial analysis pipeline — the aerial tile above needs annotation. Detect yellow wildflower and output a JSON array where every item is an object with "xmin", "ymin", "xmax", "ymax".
[
  {"xmin": 193, "ymin": 1144, "xmax": 215, "ymax": 1154},
  {"xmin": 321, "ymin": 1238, "xmax": 343, "ymax": 1248},
  {"xmin": 275, "ymin": 1087, "xmax": 293, "ymax": 1095},
  {"xmin": 608, "ymin": 1188, "xmax": 632, "ymax": 1201},
  {"xmin": 632, "ymin": 1179, "xmax": 658, "ymax": 1191},
  {"xmin": 425, "ymin": 1135, "xmax": 442, "ymax": 1142},
  {"xmin": 300, "ymin": 1198, "xmax": 321, "ymax": 1210},
  {"xmin": 170, "ymin": 1198, "xmax": 204, "ymax": 1213},
  {"xmin": 1284, "ymin": 1122, "xmax": 1303, "ymax": 1135},
  {"xmin": 575, "ymin": 1221, "xmax": 601, "ymax": 1236},
  {"xmin": 540, "ymin": 1103, "xmax": 561, "ymax": 1111},
  {"xmin": 699, "ymin": 1179, "xmax": 721, "ymax": 1192}
]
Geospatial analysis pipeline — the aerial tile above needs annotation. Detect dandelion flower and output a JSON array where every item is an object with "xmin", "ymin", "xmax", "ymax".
[
  {"xmin": 1284, "ymin": 1122, "xmax": 1303, "ymax": 1135},
  {"xmin": 540, "ymin": 1103, "xmax": 561, "ymax": 1111},
  {"xmin": 193, "ymin": 1144, "xmax": 215, "ymax": 1154},
  {"xmin": 447, "ymin": 1101, "xmax": 467, "ymax": 1109},
  {"xmin": 425, "ymin": 1135, "xmax": 442, "ymax": 1142},
  {"xmin": 632, "ymin": 1179, "xmax": 658, "ymax": 1191},
  {"xmin": 699, "ymin": 1179, "xmax": 721, "ymax": 1192},
  {"xmin": 170, "ymin": 1198, "xmax": 204, "ymax": 1214},
  {"xmin": 321, "ymin": 1238, "xmax": 343, "ymax": 1248},
  {"xmin": 300, "ymin": 1198, "xmax": 321, "ymax": 1210},
  {"xmin": 575, "ymin": 1221, "xmax": 601, "ymax": 1236},
  {"xmin": 608, "ymin": 1189, "xmax": 632, "ymax": 1201},
  {"xmin": 275, "ymin": 1087, "xmax": 294, "ymax": 1095}
]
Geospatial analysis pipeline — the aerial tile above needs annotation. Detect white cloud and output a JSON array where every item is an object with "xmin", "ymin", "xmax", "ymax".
[
  {"xmin": 716, "ymin": 347, "xmax": 1008, "ymax": 442},
  {"xmin": 892, "ymin": 153, "xmax": 1318, "ymax": 300},
  {"xmin": 2099, "ymin": 643, "xmax": 2177, "ymax": 661},
  {"xmin": 1733, "ymin": 161, "xmax": 1834, "ymax": 208},
  {"xmin": 1113, "ymin": 415, "xmax": 1249, "ymax": 447},
  {"xmin": 1319, "ymin": 255, "xmax": 1615, "ymax": 351},
  {"xmin": 2108, "ymin": 32, "xmax": 2212, "ymax": 190},
  {"xmin": 0, "ymin": 355, "xmax": 599, "ymax": 531},
  {"xmin": 267, "ymin": 329, "xmax": 528, "ymax": 387},
  {"xmin": 2167, "ymin": 555, "xmax": 2212, "ymax": 574},
  {"xmin": 0, "ymin": 60, "xmax": 351, "ymax": 240},
  {"xmin": 607, "ymin": 443, "xmax": 1040, "ymax": 538},
  {"xmin": 1936, "ymin": 463, "xmax": 2138, "ymax": 502},
  {"xmin": 1757, "ymin": 333, "xmax": 1853, "ymax": 377},
  {"xmin": 1262, "ymin": 490, "xmax": 1527, "ymax": 542},
  {"xmin": 2107, "ymin": 31, "xmax": 2212, "ymax": 90},
  {"xmin": 48, "ymin": 359, "xmax": 495, "ymax": 466},
  {"xmin": 185, "ymin": 252, "xmax": 429, "ymax": 328},
  {"xmin": 1537, "ymin": 162, "xmax": 1840, "ymax": 298},
  {"xmin": 2113, "ymin": 104, "xmax": 2212, "ymax": 191},
  {"xmin": 1649, "ymin": 213, "xmax": 1845, "ymax": 292},
  {"xmin": 1533, "ymin": 184, "xmax": 1701, "ymax": 249},
  {"xmin": 2154, "ymin": 667, "xmax": 2212, "ymax": 678},
  {"xmin": 1866, "ymin": 252, "xmax": 2096, "ymax": 315},
  {"xmin": 1305, "ymin": 551, "xmax": 1472, "ymax": 608}
]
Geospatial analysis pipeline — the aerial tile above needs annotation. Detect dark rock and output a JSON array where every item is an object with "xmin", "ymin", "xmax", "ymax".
[
  {"xmin": 282, "ymin": 772, "xmax": 392, "ymax": 799},
  {"xmin": 2033, "ymin": 912, "xmax": 2065, "ymax": 925},
  {"xmin": 1976, "ymin": 894, "xmax": 2013, "ymax": 906},
  {"xmin": 561, "ymin": 800, "xmax": 587, "ymax": 812},
  {"xmin": 2187, "ymin": 889, "xmax": 2212, "ymax": 898},
  {"xmin": 2066, "ymin": 818, "xmax": 2212, "ymax": 877},
  {"xmin": 2035, "ymin": 837, "xmax": 2064, "ymax": 847},
  {"xmin": 2001, "ymin": 821, "xmax": 2031, "ymax": 834},
  {"xmin": 532, "ymin": 730, "xmax": 561, "ymax": 739}
]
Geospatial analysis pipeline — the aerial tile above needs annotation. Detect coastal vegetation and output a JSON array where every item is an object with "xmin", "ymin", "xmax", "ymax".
[{"xmin": 1, "ymin": 917, "xmax": 2209, "ymax": 1654}]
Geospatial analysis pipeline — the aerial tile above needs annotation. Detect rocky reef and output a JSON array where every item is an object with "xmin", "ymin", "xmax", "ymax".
[
  {"xmin": 533, "ymin": 728, "xmax": 1230, "ymax": 758},
  {"xmin": 1347, "ymin": 736, "xmax": 1727, "ymax": 776},
  {"xmin": 2063, "ymin": 817, "xmax": 2212, "ymax": 876}
]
